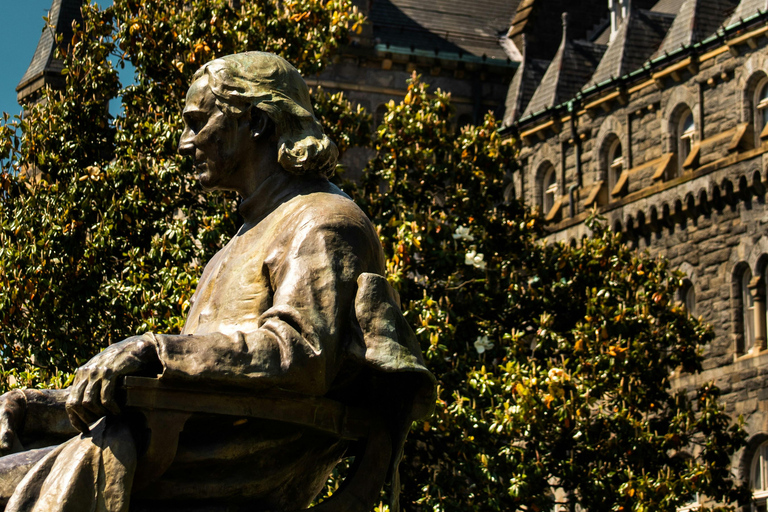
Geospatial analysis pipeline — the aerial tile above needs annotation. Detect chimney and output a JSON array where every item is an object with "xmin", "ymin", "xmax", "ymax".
[{"xmin": 609, "ymin": 0, "xmax": 631, "ymax": 42}]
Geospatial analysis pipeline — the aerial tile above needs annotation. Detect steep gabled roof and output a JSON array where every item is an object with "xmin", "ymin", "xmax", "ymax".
[
  {"xmin": 586, "ymin": 8, "xmax": 674, "ymax": 89},
  {"xmin": 507, "ymin": 0, "xmax": 608, "ymax": 61},
  {"xmin": 655, "ymin": 0, "xmax": 738, "ymax": 55},
  {"xmin": 725, "ymin": 0, "xmax": 768, "ymax": 26},
  {"xmin": 503, "ymin": 49, "xmax": 548, "ymax": 125},
  {"xmin": 370, "ymin": 0, "xmax": 520, "ymax": 60},
  {"xmin": 651, "ymin": 0, "xmax": 687, "ymax": 14},
  {"xmin": 16, "ymin": 0, "xmax": 83, "ymax": 103},
  {"xmin": 522, "ymin": 14, "xmax": 606, "ymax": 118}
]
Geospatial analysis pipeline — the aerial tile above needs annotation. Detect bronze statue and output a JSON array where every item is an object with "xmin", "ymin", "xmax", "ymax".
[{"xmin": 0, "ymin": 52, "xmax": 434, "ymax": 512}]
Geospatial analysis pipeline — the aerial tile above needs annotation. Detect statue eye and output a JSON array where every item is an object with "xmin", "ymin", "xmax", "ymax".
[{"xmin": 184, "ymin": 112, "xmax": 207, "ymax": 133}]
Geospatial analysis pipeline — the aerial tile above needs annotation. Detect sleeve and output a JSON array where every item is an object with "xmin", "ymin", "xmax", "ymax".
[{"xmin": 146, "ymin": 213, "xmax": 379, "ymax": 397}]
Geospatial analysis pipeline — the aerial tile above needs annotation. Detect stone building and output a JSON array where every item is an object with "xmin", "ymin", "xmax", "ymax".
[
  {"xmin": 500, "ymin": 0, "xmax": 768, "ymax": 508},
  {"xmin": 20, "ymin": 0, "xmax": 521, "ymax": 177},
  {"xmin": 308, "ymin": 0, "xmax": 521, "ymax": 176},
  {"xmin": 16, "ymin": 0, "xmax": 82, "ymax": 105}
]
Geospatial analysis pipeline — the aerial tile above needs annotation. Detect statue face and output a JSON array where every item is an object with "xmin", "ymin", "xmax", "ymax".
[{"xmin": 178, "ymin": 76, "xmax": 253, "ymax": 192}]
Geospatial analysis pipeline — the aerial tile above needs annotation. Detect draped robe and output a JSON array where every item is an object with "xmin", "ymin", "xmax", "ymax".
[{"xmin": 2, "ymin": 171, "xmax": 435, "ymax": 512}]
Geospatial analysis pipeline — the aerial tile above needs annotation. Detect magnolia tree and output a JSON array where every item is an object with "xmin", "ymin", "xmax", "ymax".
[
  {"xmin": 0, "ymin": 1, "xmax": 749, "ymax": 510},
  {"xmin": 347, "ymin": 77, "xmax": 749, "ymax": 512}
]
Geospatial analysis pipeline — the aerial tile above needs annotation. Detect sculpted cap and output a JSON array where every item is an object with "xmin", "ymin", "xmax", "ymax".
[{"xmin": 193, "ymin": 52, "xmax": 338, "ymax": 178}]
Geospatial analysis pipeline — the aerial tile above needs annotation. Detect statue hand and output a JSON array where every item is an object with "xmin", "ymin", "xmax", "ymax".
[
  {"xmin": 66, "ymin": 336, "xmax": 161, "ymax": 433},
  {"xmin": 0, "ymin": 389, "xmax": 27, "ymax": 455}
]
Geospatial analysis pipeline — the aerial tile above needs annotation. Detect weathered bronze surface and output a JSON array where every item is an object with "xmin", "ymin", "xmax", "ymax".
[{"xmin": 0, "ymin": 52, "xmax": 435, "ymax": 512}]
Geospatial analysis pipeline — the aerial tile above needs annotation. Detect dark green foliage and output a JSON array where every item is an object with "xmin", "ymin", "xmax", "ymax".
[
  {"xmin": 349, "ymin": 77, "xmax": 749, "ymax": 512},
  {"xmin": 0, "ymin": 0, "xmax": 364, "ymax": 385},
  {"xmin": 0, "ymin": 3, "xmax": 748, "ymax": 511}
]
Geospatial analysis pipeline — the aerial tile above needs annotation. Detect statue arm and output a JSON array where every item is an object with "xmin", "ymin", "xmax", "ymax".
[
  {"xmin": 0, "ymin": 388, "xmax": 77, "ymax": 454},
  {"xmin": 150, "ymin": 216, "xmax": 381, "ymax": 396}
]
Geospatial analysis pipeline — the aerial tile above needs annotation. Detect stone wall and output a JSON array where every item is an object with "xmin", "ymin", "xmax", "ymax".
[{"xmin": 514, "ymin": 19, "xmax": 768, "ymax": 484}]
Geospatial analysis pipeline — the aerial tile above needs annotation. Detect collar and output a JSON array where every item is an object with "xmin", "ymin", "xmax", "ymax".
[{"xmin": 238, "ymin": 170, "xmax": 336, "ymax": 225}]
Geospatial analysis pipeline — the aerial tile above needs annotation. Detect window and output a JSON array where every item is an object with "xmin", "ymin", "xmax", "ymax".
[
  {"xmin": 753, "ymin": 441, "xmax": 768, "ymax": 511},
  {"xmin": 755, "ymin": 78, "xmax": 768, "ymax": 145},
  {"xmin": 541, "ymin": 164, "xmax": 558, "ymax": 214},
  {"xmin": 679, "ymin": 279, "xmax": 695, "ymax": 316},
  {"xmin": 678, "ymin": 109, "xmax": 695, "ymax": 171},
  {"xmin": 606, "ymin": 136, "xmax": 623, "ymax": 194},
  {"xmin": 741, "ymin": 267, "xmax": 756, "ymax": 354}
]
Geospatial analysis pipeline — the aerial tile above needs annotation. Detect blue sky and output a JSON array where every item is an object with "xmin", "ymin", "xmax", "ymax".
[
  {"xmin": 0, "ymin": 1, "xmax": 124, "ymax": 120},
  {"xmin": 0, "ymin": 1, "xmax": 57, "ymax": 118}
]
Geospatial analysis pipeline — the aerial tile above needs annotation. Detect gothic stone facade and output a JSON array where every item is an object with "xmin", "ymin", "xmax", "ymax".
[{"xmin": 501, "ymin": 1, "xmax": 768, "ymax": 505}]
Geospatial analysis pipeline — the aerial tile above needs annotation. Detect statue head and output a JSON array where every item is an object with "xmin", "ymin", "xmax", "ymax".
[{"xmin": 179, "ymin": 52, "xmax": 338, "ymax": 191}]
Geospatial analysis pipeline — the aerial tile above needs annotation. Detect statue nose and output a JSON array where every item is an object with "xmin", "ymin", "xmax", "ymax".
[{"xmin": 178, "ymin": 129, "xmax": 195, "ymax": 156}]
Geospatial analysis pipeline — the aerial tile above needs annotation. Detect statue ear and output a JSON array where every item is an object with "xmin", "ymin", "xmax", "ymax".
[{"xmin": 249, "ymin": 108, "xmax": 272, "ymax": 140}]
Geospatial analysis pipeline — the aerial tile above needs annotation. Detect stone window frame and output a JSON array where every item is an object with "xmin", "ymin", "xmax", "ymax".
[
  {"xmin": 738, "ymin": 434, "xmax": 768, "ymax": 510},
  {"xmin": 728, "ymin": 239, "xmax": 768, "ymax": 358},
  {"xmin": 738, "ymin": 53, "xmax": 768, "ymax": 147},
  {"xmin": 529, "ymin": 142, "xmax": 560, "ymax": 211},
  {"xmin": 592, "ymin": 115, "xmax": 628, "ymax": 200},
  {"xmin": 539, "ymin": 162, "xmax": 558, "ymax": 214},
  {"xmin": 731, "ymin": 260, "xmax": 768, "ymax": 357},
  {"xmin": 662, "ymin": 88, "xmax": 700, "ymax": 178},
  {"xmin": 738, "ymin": 264, "xmax": 756, "ymax": 355},
  {"xmin": 752, "ymin": 74, "xmax": 768, "ymax": 147},
  {"xmin": 606, "ymin": 136, "xmax": 624, "ymax": 197},
  {"xmin": 752, "ymin": 440, "xmax": 768, "ymax": 508},
  {"xmin": 676, "ymin": 262, "xmax": 696, "ymax": 318},
  {"xmin": 678, "ymin": 110, "xmax": 695, "ymax": 167}
]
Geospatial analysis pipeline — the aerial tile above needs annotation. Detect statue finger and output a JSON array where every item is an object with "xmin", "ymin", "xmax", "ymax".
[
  {"xmin": 66, "ymin": 404, "xmax": 91, "ymax": 434},
  {"xmin": 65, "ymin": 385, "xmax": 90, "ymax": 433},
  {"xmin": 99, "ymin": 377, "xmax": 121, "ymax": 416},
  {"xmin": 81, "ymin": 379, "xmax": 107, "ymax": 419}
]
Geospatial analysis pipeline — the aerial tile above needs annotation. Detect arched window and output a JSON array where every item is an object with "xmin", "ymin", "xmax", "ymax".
[
  {"xmin": 755, "ymin": 77, "xmax": 768, "ymax": 146},
  {"xmin": 677, "ymin": 109, "xmax": 695, "ymax": 172},
  {"xmin": 679, "ymin": 279, "xmax": 695, "ymax": 317},
  {"xmin": 752, "ymin": 441, "xmax": 768, "ymax": 509},
  {"xmin": 740, "ymin": 267, "xmax": 756, "ymax": 354},
  {"xmin": 541, "ymin": 163, "xmax": 558, "ymax": 214},
  {"xmin": 604, "ymin": 135, "xmax": 623, "ymax": 196}
]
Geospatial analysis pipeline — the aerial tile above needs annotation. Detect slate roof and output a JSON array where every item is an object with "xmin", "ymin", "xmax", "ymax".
[
  {"xmin": 585, "ymin": 8, "xmax": 674, "ymax": 88},
  {"xmin": 503, "ymin": 55, "xmax": 548, "ymax": 125},
  {"xmin": 16, "ymin": 0, "xmax": 83, "ymax": 101},
  {"xmin": 651, "ymin": 0, "xmax": 688, "ymax": 14},
  {"xmin": 522, "ymin": 15, "xmax": 606, "ymax": 118},
  {"xmin": 725, "ymin": 0, "xmax": 768, "ymax": 25},
  {"xmin": 507, "ymin": 0, "xmax": 609, "ymax": 60},
  {"xmin": 370, "ymin": 0, "xmax": 521, "ymax": 60},
  {"xmin": 654, "ymin": 0, "xmax": 738, "ymax": 55}
]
